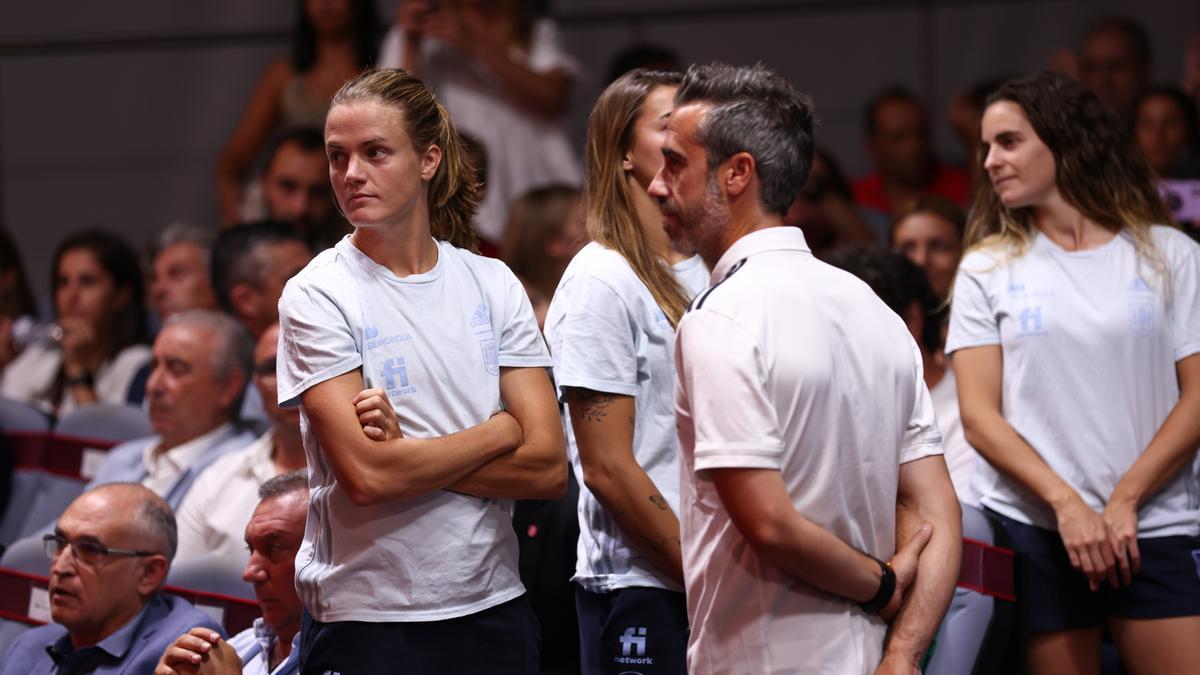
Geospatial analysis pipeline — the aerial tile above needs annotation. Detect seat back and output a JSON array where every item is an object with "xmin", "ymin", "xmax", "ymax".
[
  {"xmin": 166, "ymin": 550, "xmax": 255, "ymax": 601},
  {"xmin": 55, "ymin": 404, "xmax": 152, "ymax": 444},
  {"xmin": 0, "ymin": 400, "xmax": 52, "ymax": 547}
]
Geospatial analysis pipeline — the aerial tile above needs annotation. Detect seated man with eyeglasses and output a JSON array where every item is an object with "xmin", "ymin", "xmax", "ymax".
[{"xmin": 1, "ymin": 483, "xmax": 222, "ymax": 674}]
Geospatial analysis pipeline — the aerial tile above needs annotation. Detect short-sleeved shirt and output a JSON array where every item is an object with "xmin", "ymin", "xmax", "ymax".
[
  {"xmin": 544, "ymin": 242, "xmax": 708, "ymax": 593},
  {"xmin": 675, "ymin": 227, "xmax": 942, "ymax": 675},
  {"xmin": 946, "ymin": 227, "xmax": 1200, "ymax": 536},
  {"xmin": 276, "ymin": 236, "xmax": 552, "ymax": 622}
]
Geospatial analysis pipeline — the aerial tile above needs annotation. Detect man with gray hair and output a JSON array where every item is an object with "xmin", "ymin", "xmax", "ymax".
[
  {"xmin": 0, "ymin": 311, "xmax": 258, "ymax": 575},
  {"xmin": 649, "ymin": 63, "xmax": 961, "ymax": 674},
  {"xmin": 155, "ymin": 471, "xmax": 308, "ymax": 675},
  {"xmin": 1, "ymin": 483, "xmax": 223, "ymax": 674},
  {"xmin": 149, "ymin": 223, "xmax": 218, "ymax": 324}
]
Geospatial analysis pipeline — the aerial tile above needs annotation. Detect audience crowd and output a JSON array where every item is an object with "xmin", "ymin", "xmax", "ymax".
[{"xmin": 0, "ymin": 5, "xmax": 1198, "ymax": 674}]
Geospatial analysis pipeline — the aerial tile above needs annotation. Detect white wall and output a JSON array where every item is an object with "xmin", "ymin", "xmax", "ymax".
[{"xmin": 2, "ymin": 0, "xmax": 1195, "ymax": 305}]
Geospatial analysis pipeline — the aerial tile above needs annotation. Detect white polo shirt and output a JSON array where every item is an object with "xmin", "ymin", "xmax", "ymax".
[{"xmin": 675, "ymin": 227, "xmax": 943, "ymax": 675}]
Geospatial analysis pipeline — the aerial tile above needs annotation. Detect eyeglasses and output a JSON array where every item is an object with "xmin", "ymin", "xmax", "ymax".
[{"xmin": 43, "ymin": 534, "xmax": 155, "ymax": 566}]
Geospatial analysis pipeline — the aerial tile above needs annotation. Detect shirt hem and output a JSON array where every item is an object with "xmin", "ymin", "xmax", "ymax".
[
  {"xmin": 944, "ymin": 336, "xmax": 1001, "ymax": 356},
  {"xmin": 981, "ymin": 497, "xmax": 1200, "ymax": 538},
  {"xmin": 555, "ymin": 375, "xmax": 638, "ymax": 398},
  {"xmin": 306, "ymin": 586, "xmax": 525, "ymax": 623},
  {"xmin": 694, "ymin": 446, "xmax": 783, "ymax": 472},
  {"xmin": 573, "ymin": 574, "xmax": 684, "ymax": 594}
]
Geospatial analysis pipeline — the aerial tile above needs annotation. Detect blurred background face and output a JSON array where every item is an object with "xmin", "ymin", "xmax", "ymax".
[
  {"xmin": 892, "ymin": 212, "xmax": 962, "ymax": 299},
  {"xmin": 55, "ymin": 248, "xmax": 126, "ymax": 330},
  {"xmin": 304, "ymin": 0, "xmax": 353, "ymax": 35},
  {"xmin": 150, "ymin": 242, "xmax": 216, "ymax": 321},
  {"xmin": 870, "ymin": 99, "xmax": 932, "ymax": 186},
  {"xmin": 146, "ymin": 323, "xmax": 235, "ymax": 445},
  {"xmin": 1135, "ymin": 94, "xmax": 1191, "ymax": 177},
  {"xmin": 263, "ymin": 142, "xmax": 334, "ymax": 232},
  {"xmin": 254, "ymin": 323, "xmax": 300, "ymax": 430},
  {"xmin": 1081, "ymin": 28, "xmax": 1146, "ymax": 119}
]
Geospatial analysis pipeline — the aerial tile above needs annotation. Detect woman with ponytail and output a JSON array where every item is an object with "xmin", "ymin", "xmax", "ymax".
[
  {"xmin": 543, "ymin": 69, "xmax": 707, "ymax": 675},
  {"xmin": 275, "ymin": 68, "xmax": 565, "ymax": 673}
]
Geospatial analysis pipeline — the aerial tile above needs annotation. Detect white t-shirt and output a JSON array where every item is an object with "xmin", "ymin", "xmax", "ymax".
[
  {"xmin": 276, "ymin": 236, "xmax": 551, "ymax": 622},
  {"xmin": 0, "ymin": 342, "xmax": 150, "ymax": 416},
  {"xmin": 377, "ymin": 19, "xmax": 583, "ymax": 243},
  {"xmin": 929, "ymin": 367, "xmax": 980, "ymax": 507},
  {"xmin": 544, "ymin": 243, "xmax": 708, "ymax": 593},
  {"xmin": 175, "ymin": 431, "xmax": 279, "ymax": 561},
  {"xmin": 675, "ymin": 227, "xmax": 943, "ymax": 675},
  {"xmin": 946, "ymin": 227, "xmax": 1200, "ymax": 536}
]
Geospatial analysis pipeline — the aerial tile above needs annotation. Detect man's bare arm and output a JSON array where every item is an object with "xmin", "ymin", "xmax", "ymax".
[
  {"xmin": 880, "ymin": 455, "xmax": 962, "ymax": 671},
  {"xmin": 711, "ymin": 467, "xmax": 931, "ymax": 606}
]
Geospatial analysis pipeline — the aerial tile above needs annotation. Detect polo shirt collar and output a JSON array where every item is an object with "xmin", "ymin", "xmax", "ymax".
[
  {"xmin": 47, "ymin": 598, "xmax": 154, "ymax": 667},
  {"xmin": 710, "ymin": 226, "xmax": 811, "ymax": 285}
]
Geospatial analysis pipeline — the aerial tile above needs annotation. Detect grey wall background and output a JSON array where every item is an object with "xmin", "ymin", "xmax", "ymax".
[{"xmin": 2, "ymin": 0, "xmax": 1197, "ymax": 306}]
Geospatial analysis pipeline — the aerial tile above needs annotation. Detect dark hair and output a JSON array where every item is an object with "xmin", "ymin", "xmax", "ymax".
[
  {"xmin": 864, "ymin": 87, "xmax": 926, "ymax": 137},
  {"xmin": 1133, "ymin": 85, "xmax": 1200, "ymax": 161},
  {"xmin": 676, "ymin": 62, "xmax": 816, "ymax": 216},
  {"xmin": 1084, "ymin": 15, "xmax": 1152, "ymax": 68},
  {"xmin": 292, "ymin": 0, "xmax": 380, "ymax": 73},
  {"xmin": 826, "ymin": 247, "xmax": 942, "ymax": 354},
  {"xmin": 211, "ymin": 221, "xmax": 309, "ymax": 313},
  {"xmin": 0, "ymin": 225, "xmax": 36, "ymax": 318},
  {"xmin": 801, "ymin": 147, "xmax": 854, "ymax": 203},
  {"xmin": 263, "ymin": 127, "xmax": 327, "ymax": 170},
  {"xmin": 458, "ymin": 131, "xmax": 489, "ymax": 189},
  {"xmin": 52, "ymin": 229, "xmax": 148, "ymax": 352},
  {"xmin": 259, "ymin": 469, "xmax": 309, "ymax": 500},
  {"xmin": 606, "ymin": 43, "xmax": 681, "ymax": 84},
  {"xmin": 967, "ymin": 71, "xmax": 1172, "ymax": 266}
]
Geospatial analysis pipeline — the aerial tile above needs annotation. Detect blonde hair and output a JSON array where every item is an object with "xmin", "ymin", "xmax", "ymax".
[
  {"xmin": 331, "ymin": 68, "xmax": 480, "ymax": 251},
  {"xmin": 966, "ymin": 71, "xmax": 1173, "ymax": 282},
  {"xmin": 585, "ymin": 69, "xmax": 689, "ymax": 327}
]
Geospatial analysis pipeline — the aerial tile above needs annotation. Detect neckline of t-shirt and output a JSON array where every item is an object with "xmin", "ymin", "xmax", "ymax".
[
  {"xmin": 672, "ymin": 254, "xmax": 705, "ymax": 273},
  {"xmin": 338, "ymin": 236, "xmax": 446, "ymax": 285},
  {"xmin": 1033, "ymin": 228, "xmax": 1126, "ymax": 258}
]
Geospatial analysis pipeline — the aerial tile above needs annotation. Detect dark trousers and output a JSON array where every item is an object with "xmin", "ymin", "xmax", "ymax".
[
  {"xmin": 299, "ymin": 595, "xmax": 541, "ymax": 675},
  {"xmin": 576, "ymin": 586, "xmax": 688, "ymax": 675}
]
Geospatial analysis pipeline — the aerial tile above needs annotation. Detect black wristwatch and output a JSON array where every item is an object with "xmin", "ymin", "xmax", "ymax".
[
  {"xmin": 860, "ymin": 556, "xmax": 896, "ymax": 614},
  {"xmin": 65, "ymin": 371, "xmax": 95, "ymax": 388}
]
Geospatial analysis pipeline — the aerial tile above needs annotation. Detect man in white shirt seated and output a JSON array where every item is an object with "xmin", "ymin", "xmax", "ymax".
[
  {"xmin": 174, "ymin": 322, "xmax": 306, "ymax": 561},
  {"xmin": 154, "ymin": 471, "xmax": 307, "ymax": 675}
]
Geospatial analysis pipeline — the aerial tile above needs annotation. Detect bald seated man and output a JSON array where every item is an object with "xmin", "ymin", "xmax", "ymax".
[
  {"xmin": 155, "ymin": 471, "xmax": 308, "ymax": 675},
  {"xmin": 1, "ymin": 484, "xmax": 223, "ymax": 674}
]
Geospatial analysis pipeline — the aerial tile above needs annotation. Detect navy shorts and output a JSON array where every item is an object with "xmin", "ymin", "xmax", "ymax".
[
  {"xmin": 576, "ymin": 586, "xmax": 688, "ymax": 675},
  {"xmin": 298, "ymin": 595, "xmax": 540, "ymax": 675},
  {"xmin": 990, "ymin": 510, "xmax": 1200, "ymax": 632}
]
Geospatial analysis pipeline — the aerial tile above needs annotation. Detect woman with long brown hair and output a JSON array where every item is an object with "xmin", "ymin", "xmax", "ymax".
[
  {"xmin": 948, "ymin": 70, "xmax": 1200, "ymax": 674},
  {"xmin": 544, "ymin": 69, "xmax": 707, "ymax": 675},
  {"xmin": 275, "ymin": 68, "xmax": 565, "ymax": 673}
]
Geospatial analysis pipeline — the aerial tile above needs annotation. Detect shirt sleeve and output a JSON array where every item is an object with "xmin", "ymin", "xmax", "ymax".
[
  {"xmin": 945, "ymin": 254, "xmax": 1000, "ymax": 356},
  {"xmin": 276, "ymin": 280, "xmax": 362, "ymax": 407},
  {"xmin": 901, "ymin": 340, "xmax": 944, "ymax": 464},
  {"xmin": 676, "ymin": 309, "xmax": 784, "ymax": 473},
  {"xmin": 553, "ymin": 275, "xmax": 638, "ymax": 398},
  {"xmin": 1169, "ymin": 234, "xmax": 1200, "ymax": 361},
  {"xmin": 497, "ymin": 267, "xmax": 553, "ymax": 368}
]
